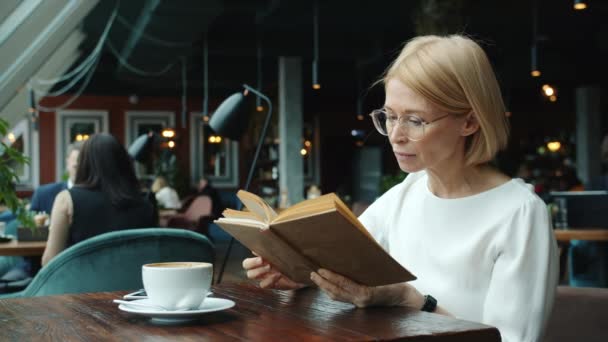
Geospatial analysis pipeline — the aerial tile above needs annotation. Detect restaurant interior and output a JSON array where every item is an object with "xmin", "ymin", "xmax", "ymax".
[{"xmin": 0, "ymin": 0, "xmax": 607, "ymax": 340}]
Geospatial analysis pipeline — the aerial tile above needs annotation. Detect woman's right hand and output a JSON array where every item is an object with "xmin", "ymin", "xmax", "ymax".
[{"xmin": 242, "ymin": 256, "xmax": 306, "ymax": 290}]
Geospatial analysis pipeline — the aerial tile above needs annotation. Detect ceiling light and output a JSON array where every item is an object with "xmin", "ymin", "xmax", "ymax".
[
  {"xmin": 547, "ymin": 141, "xmax": 561, "ymax": 152},
  {"xmin": 161, "ymin": 128, "xmax": 175, "ymax": 138},
  {"xmin": 312, "ymin": 0, "xmax": 320, "ymax": 90},
  {"xmin": 574, "ymin": 0, "xmax": 587, "ymax": 10},
  {"xmin": 530, "ymin": 44, "xmax": 541, "ymax": 77},
  {"xmin": 542, "ymin": 85, "xmax": 555, "ymax": 97}
]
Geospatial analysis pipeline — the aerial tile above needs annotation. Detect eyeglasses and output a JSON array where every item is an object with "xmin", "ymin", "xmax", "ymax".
[{"xmin": 369, "ymin": 108, "xmax": 451, "ymax": 141}]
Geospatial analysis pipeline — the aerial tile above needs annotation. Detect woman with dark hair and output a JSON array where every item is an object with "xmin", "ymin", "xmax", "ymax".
[{"xmin": 42, "ymin": 133, "xmax": 157, "ymax": 266}]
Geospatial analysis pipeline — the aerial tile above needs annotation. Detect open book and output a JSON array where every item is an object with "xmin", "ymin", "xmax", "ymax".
[{"xmin": 214, "ymin": 190, "xmax": 416, "ymax": 286}]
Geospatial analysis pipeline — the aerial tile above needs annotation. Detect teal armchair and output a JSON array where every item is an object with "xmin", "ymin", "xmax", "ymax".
[{"xmin": 0, "ymin": 228, "xmax": 214, "ymax": 298}]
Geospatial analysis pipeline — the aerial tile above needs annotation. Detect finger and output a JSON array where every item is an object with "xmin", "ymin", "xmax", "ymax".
[
  {"xmin": 311, "ymin": 272, "xmax": 351, "ymax": 302},
  {"xmin": 246, "ymin": 264, "xmax": 272, "ymax": 280},
  {"xmin": 242, "ymin": 257, "xmax": 265, "ymax": 270},
  {"xmin": 318, "ymin": 268, "xmax": 361, "ymax": 294},
  {"xmin": 259, "ymin": 272, "xmax": 282, "ymax": 289}
]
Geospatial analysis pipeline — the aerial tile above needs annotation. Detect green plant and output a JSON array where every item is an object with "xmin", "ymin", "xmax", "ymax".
[
  {"xmin": 380, "ymin": 171, "xmax": 408, "ymax": 194},
  {"xmin": 0, "ymin": 118, "xmax": 35, "ymax": 229}
]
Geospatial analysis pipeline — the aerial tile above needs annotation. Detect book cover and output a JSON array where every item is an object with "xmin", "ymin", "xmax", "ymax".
[{"xmin": 215, "ymin": 190, "xmax": 416, "ymax": 286}]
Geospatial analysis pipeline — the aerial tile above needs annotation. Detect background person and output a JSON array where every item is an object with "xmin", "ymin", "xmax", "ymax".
[
  {"xmin": 196, "ymin": 177, "xmax": 225, "ymax": 218},
  {"xmin": 30, "ymin": 141, "xmax": 83, "ymax": 214},
  {"xmin": 42, "ymin": 133, "xmax": 157, "ymax": 266},
  {"xmin": 151, "ymin": 175, "xmax": 181, "ymax": 210},
  {"xmin": 243, "ymin": 35, "xmax": 558, "ymax": 342}
]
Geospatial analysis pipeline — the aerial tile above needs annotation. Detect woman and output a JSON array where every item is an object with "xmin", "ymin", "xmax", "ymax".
[
  {"xmin": 243, "ymin": 35, "xmax": 558, "ymax": 342},
  {"xmin": 42, "ymin": 133, "xmax": 157, "ymax": 266}
]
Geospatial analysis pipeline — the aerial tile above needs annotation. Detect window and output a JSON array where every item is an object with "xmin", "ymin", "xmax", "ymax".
[
  {"xmin": 56, "ymin": 109, "xmax": 108, "ymax": 181},
  {"xmin": 190, "ymin": 112, "xmax": 239, "ymax": 188},
  {"xmin": 1, "ymin": 118, "xmax": 35, "ymax": 187}
]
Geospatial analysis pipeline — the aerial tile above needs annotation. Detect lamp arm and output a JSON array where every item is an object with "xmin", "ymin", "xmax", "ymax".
[
  {"xmin": 216, "ymin": 84, "xmax": 272, "ymax": 284},
  {"xmin": 241, "ymin": 84, "xmax": 272, "ymax": 193}
]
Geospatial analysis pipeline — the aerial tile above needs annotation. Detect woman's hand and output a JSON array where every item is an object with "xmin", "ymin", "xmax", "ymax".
[
  {"xmin": 242, "ymin": 256, "xmax": 306, "ymax": 290},
  {"xmin": 310, "ymin": 268, "xmax": 425, "ymax": 309}
]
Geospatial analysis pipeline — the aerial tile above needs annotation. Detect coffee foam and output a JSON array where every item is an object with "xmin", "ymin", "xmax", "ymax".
[{"xmin": 144, "ymin": 262, "xmax": 212, "ymax": 268}]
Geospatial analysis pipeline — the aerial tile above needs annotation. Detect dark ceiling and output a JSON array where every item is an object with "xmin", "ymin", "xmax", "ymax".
[{"xmin": 71, "ymin": 0, "xmax": 608, "ymax": 95}]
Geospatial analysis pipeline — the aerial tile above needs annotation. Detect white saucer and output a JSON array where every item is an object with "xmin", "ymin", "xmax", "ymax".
[{"xmin": 118, "ymin": 297, "xmax": 235, "ymax": 323}]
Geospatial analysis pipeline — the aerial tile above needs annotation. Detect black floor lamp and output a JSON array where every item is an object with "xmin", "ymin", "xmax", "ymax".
[{"xmin": 209, "ymin": 84, "xmax": 273, "ymax": 284}]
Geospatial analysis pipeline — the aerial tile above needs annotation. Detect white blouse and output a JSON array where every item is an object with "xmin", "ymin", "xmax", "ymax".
[
  {"xmin": 359, "ymin": 171, "xmax": 558, "ymax": 342},
  {"xmin": 155, "ymin": 187, "xmax": 181, "ymax": 209}
]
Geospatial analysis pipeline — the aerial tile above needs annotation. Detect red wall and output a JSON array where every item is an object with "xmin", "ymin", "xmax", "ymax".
[{"xmin": 37, "ymin": 95, "xmax": 203, "ymax": 185}]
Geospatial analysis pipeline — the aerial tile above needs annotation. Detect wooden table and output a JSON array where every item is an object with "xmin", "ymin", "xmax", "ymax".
[
  {"xmin": 0, "ymin": 282, "xmax": 500, "ymax": 341},
  {"xmin": 0, "ymin": 240, "xmax": 46, "ymax": 256},
  {"xmin": 554, "ymin": 228, "xmax": 608, "ymax": 286},
  {"xmin": 554, "ymin": 229, "xmax": 608, "ymax": 242}
]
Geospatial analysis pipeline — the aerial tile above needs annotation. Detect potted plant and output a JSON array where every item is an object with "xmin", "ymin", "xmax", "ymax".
[{"xmin": 0, "ymin": 118, "xmax": 36, "ymax": 233}]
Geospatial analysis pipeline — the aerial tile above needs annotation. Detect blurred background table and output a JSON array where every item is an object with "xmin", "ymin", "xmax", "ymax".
[
  {"xmin": 0, "ymin": 240, "xmax": 46, "ymax": 256},
  {"xmin": 554, "ymin": 229, "xmax": 608, "ymax": 286}
]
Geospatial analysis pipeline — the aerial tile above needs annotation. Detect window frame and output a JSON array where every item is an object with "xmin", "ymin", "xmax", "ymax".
[
  {"xmin": 189, "ymin": 112, "xmax": 239, "ymax": 189},
  {"xmin": 55, "ymin": 109, "xmax": 108, "ymax": 182}
]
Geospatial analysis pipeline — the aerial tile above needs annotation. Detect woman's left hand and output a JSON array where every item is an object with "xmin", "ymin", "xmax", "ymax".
[
  {"xmin": 310, "ymin": 268, "xmax": 374, "ymax": 307},
  {"xmin": 310, "ymin": 268, "xmax": 425, "ymax": 309}
]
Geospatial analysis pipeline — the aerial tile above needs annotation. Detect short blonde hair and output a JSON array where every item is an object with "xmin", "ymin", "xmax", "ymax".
[{"xmin": 382, "ymin": 35, "xmax": 509, "ymax": 166}]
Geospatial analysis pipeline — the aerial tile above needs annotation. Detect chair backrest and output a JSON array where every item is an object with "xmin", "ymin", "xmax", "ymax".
[
  {"xmin": 184, "ymin": 195, "xmax": 213, "ymax": 221},
  {"xmin": 18, "ymin": 228, "xmax": 214, "ymax": 297},
  {"xmin": 543, "ymin": 286, "xmax": 608, "ymax": 342}
]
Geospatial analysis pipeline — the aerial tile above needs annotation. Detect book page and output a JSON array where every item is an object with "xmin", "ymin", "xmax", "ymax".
[
  {"xmin": 222, "ymin": 208, "xmax": 264, "ymax": 221},
  {"xmin": 237, "ymin": 190, "xmax": 278, "ymax": 223},
  {"xmin": 215, "ymin": 217, "xmax": 269, "ymax": 229},
  {"xmin": 273, "ymin": 193, "xmax": 337, "ymax": 223}
]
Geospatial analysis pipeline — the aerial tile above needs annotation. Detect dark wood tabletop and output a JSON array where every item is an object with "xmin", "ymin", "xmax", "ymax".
[{"xmin": 0, "ymin": 282, "xmax": 501, "ymax": 341}]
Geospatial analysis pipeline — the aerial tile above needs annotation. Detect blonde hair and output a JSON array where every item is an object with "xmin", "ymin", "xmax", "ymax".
[
  {"xmin": 382, "ymin": 35, "xmax": 509, "ymax": 166},
  {"xmin": 151, "ymin": 176, "xmax": 167, "ymax": 193}
]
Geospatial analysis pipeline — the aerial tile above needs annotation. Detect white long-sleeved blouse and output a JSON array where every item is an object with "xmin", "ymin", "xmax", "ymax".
[{"xmin": 359, "ymin": 171, "xmax": 558, "ymax": 342}]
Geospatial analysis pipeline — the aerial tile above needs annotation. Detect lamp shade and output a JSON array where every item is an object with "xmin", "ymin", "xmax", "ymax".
[
  {"xmin": 128, "ymin": 132, "xmax": 155, "ymax": 163},
  {"xmin": 209, "ymin": 92, "xmax": 249, "ymax": 140}
]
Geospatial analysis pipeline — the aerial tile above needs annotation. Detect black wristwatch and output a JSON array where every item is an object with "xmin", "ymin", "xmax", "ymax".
[{"xmin": 421, "ymin": 294, "xmax": 437, "ymax": 312}]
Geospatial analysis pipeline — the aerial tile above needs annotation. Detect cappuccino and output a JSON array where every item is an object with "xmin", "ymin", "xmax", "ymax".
[{"xmin": 142, "ymin": 261, "xmax": 213, "ymax": 310}]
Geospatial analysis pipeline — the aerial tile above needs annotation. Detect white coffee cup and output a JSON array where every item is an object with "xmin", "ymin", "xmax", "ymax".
[{"xmin": 142, "ymin": 262, "xmax": 213, "ymax": 310}]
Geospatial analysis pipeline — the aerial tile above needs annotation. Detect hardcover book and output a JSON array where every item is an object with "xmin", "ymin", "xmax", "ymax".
[{"xmin": 214, "ymin": 190, "xmax": 416, "ymax": 286}]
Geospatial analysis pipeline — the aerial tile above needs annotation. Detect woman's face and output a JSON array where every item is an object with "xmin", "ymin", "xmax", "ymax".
[{"xmin": 384, "ymin": 78, "xmax": 467, "ymax": 173}]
